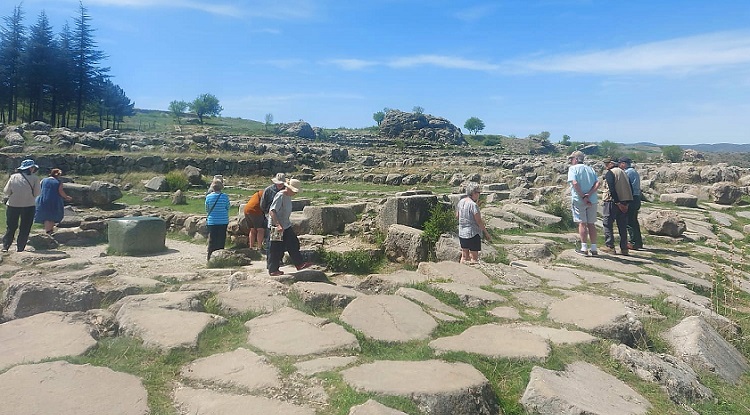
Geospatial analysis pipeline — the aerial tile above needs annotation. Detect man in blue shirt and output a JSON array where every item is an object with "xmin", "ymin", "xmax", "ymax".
[
  {"xmin": 619, "ymin": 157, "xmax": 643, "ymax": 250},
  {"xmin": 567, "ymin": 151, "xmax": 600, "ymax": 256}
]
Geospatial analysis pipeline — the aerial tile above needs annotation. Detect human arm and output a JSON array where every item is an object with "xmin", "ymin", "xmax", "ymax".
[
  {"xmin": 58, "ymin": 182, "xmax": 73, "ymax": 202},
  {"xmin": 473, "ymin": 211, "xmax": 491, "ymax": 240}
]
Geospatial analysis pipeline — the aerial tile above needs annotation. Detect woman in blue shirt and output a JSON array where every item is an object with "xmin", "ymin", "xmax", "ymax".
[{"xmin": 205, "ymin": 179, "xmax": 230, "ymax": 261}]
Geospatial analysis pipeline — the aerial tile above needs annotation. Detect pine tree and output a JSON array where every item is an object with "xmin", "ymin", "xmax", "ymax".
[
  {"xmin": 24, "ymin": 11, "xmax": 55, "ymax": 122},
  {"xmin": 70, "ymin": 2, "xmax": 109, "ymax": 129},
  {"xmin": 0, "ymin": 5, "xmax": 26, "ymax": 123}
]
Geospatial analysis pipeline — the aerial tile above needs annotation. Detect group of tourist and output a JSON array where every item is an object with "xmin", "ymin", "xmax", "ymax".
[
  {"xmin": 3, "ymin": 159, "xmax": 72, "ymax": 253},
  {"xmin": 568, "ymin": 150, "xmax": 642, "ymax": 256},
  {"xmin": 456, "ymin": 150, "xmax": 642, "ymax": 263},
  {"xmin": 206, "ymin": 172, "xmax": 312, "ymax": 275}
]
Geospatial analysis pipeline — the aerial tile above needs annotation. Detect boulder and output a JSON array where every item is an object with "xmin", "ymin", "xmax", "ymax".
[
  {"xmin": 145, "ymin": 175, "xmax": 168, "ymax": 191},
  {"xmin": 643, "ymin": 210, "xmax": 686, "ymax": 237},
  {"xmin": 183, "ymin": 165, "xmax": 202, "ymax": 185},
  {"xmin": 377, "ymin": 194, "xmax": 439, "ymax": 231},
  {"xmin": 659, "ymin": 192, "xmax": 698, "ymax": 207},
  {"xmin": 383, "ymin": 224, "xmax": 429, "ymax": 265},
  {"xmin": 303, "ymin": 203, "xmax": 364, "ymax": 235},
  {"xmin": 379, "ymin": 110, "xmax": 464, "ymax": 145},
  {"xmin": 709, "ymin": 182, "xmax": 742, "ymax": 205},
  {"xmin": 64, "ymin": 181, "xmax": 122, "ymax": 207},
  {"xmin": 108, "ymin": 216, "xmax": 167, "ymax": 255}
]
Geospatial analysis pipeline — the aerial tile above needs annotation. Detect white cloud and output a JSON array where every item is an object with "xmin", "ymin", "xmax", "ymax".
[
  {"xmin": 515, "ymin": 30, "xmax": 750, "ymax": 75},
  {"xmin": 453, "ymin": 4, "xmax": 499, "ymax": 22},
  {"xmin": 81, "ymin": 0, "xmax": 316, "ymax": 18},
  {"xmin": 326, "ymin": 55, "xmax": 500, "ymax": 72}
]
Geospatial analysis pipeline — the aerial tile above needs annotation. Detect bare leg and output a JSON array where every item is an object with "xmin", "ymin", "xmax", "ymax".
[
  {"xmin": 587, "ymin": 223, "xmax": 597, "ymax": 246},
  {"xmin": 578, "ymin": 222, "xmax": 588, "ymax": 245},
  {"xmin": 460, "ymin": 248, "xmax": 470, "ymax": 263},
  {"xmin": 249, "ymin": 228, "xmax": 257, "ymax": 248},
  {"xmin": 44, "ymin": 220, "xmax": 55, "ymax": 233},
  {"xmin": 256, "ymin": 228, "xmax": 265, "ymax": 250},
  {"xmin": 469, "ymin": 250, "xmax": 480, "ymax": 262}
]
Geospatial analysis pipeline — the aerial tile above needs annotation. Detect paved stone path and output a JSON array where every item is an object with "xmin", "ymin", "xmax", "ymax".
[{"xmin": 1, "ymin": 207, "xmax": 749, "ymax": 415}]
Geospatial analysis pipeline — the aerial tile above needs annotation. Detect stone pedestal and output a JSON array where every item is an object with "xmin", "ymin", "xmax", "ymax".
[{"xmin": 108, "ymin": 216, "xmax": 166, "ymax": 255}]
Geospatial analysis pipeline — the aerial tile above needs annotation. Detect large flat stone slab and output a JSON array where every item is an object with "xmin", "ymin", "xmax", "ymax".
[
  {"xmin": 521, "ymin": 361, "xmax": 651, "ymax": 415},
  {"xmin": 0, "ymin": 361, "xmax": 149, "ymax": 415},
  {"xmin": 511, "ymin": 261, "xmax": 583, "ymax": 288},
  {"xmin": 245, "ymin": 307, "xmax": 359, "ymax": 356},
  {"xmin": 180, "ymin": 348, "xmax": 281, "ymax": 390},
  {"xmin": 0, "ymin": 311, "xmax": 97, "ymax": 370},
  {"xmin": 429, "ymin": 324, "xmax": 550, "ymax": 359},
  {"xmin": 342, "ymin": 360, "xmax": 499, "ymax": 415},
  {"xmin": 173, "ymin": 386, "xmax": 315, "ymax": 415},
  {"xmin": 349, "ymin": 399, "xmax": 408, "ymax": 414},
  {"xmin": 340, "ymin": 295, "xmax": 437, "ymax": 342},
  {"xmin": 428, "ymin": 283, "xmax": 505, "ymax": 307},
  {"xmin": 663, "ymin": 316, "xmax": 749, "ymax": 384},
  {"xmin": 547, "ymin": 293, "xmax": 643, "ymax": 345},
  {"xmin": 295, "ymin": 356, "xmax": 358, "ymax": 376},
  {"xmin": 290, "ymin": 281, "xmax": 361, "ymax": 308},
  {"xmin": 417, "ymin": 261, "xmax": 493, "ymax": 286},
  {"xmin": 216, "ymin": 283, "xmax": 290, "ymax": 314},
  {"xmin": 510, "ymin": 323, "xmax": 598, "ymax": 345},
  {"xmin": 116, "ymin": 305, "xmax": 226, "ymax": 351},
  {"xmin": 395, "ymin": 287, "xmax": 466, "ymax": 318}
]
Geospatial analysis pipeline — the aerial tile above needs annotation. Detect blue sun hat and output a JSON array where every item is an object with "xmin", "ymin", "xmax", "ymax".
[{"xmin": 17, "ymin": 159, "xmax": 38, "ymax": 171}]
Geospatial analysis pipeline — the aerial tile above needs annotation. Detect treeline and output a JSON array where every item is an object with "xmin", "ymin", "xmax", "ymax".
[{"xmin": 0, "ymin": 3, "xmax": 133, "ymax": 130}]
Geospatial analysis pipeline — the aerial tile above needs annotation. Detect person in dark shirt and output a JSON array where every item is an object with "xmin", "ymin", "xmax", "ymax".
[{"xmin": 601, "ymin": 157, "xmax": 633, "ymax": 255}]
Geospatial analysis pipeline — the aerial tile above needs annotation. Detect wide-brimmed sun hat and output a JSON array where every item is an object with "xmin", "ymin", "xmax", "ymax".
[
  {"xmin": 271, "ymin": 172, "xmax": 287, "ymax": 184},
  {"xmin": 285, "ymin": 178, "xmax": 302, "ymax": 193},
  {"xmin": 17, "ymin": 159, "xmax": 38, "ymax": 171}
]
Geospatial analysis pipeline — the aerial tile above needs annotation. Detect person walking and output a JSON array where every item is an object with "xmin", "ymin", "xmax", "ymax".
[
  {"xmin": 205, "ymin": 178, "xmax": 230, "ymax": 262},
  {"xmin": 267, "ymin": 178, "xmax": 312, "ymax": 276},
  {"xmin": 243, "ymin": 189, "xmax": 265, "ymax": 250},
  {"xmin": 456, "ymin": 182, "xmax": 491, "ymax": 264},
  {"xmin": 3, "ymin": 159, "xmax": 42, "ymax": 252},
  {"xmin": 619, "ymin": 157, "xmax": 643, "ymax": 250},
  {"xmin": 567, "ymin": 151, "xmax": 600, "ymax": 256},
  {"xmin": 601, "ymin": 157, "xmax": 633, "ymax": 255},
  {"xmin": 34, "ymin": 168, "xmax": 73, "ymax": 234},
  {"xmin": 260, "ymin": 172, "xmax": 287, "ymax": 264}
]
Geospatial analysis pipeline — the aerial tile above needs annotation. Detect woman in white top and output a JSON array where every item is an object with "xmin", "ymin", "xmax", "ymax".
[
  {"xmin": 456, "ymin": 182, "xmax": 491, "ymax": 264},
  {"xmin": 3, "ymin": 159, "xmax": 42, "ymax": 252}
]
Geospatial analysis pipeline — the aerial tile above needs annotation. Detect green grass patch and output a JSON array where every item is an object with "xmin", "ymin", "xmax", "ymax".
[{"xmin": 320, "ymin": 248, "xmax": 385, "ymax": 275}]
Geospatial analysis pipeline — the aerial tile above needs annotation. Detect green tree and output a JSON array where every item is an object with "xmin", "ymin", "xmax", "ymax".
[
  {"xmin": 23, "ymin": 11, "xmax": 55, "ymax": 122},
  {"xmin": 597, "ymin": 140, "xmax": 621, "ymax": 158},
  {"xmin": 373, "ymin": 110, "xmax": 385, "ymax": 126},
  {"xmin": 464, "ymin": 117, "xmax": 485, "ymax": 135},
  {"xmin": 100, "ymin": 79, "xmax": 134, "ymax": 129},
  {"xmin": 71, "ymin": 2, "xmax": 109, "ymax": 129},
  {"xmin": 188, "ymin": 93, "xmax": 222, "ymax": 124},
  {"xmin": 662, "ymin": 145, "xmax": 684, "ymax": 162},
  {"xmin": 168, "ymin": 100, "xmax": 187, "ymax": 123},
  {"xmin": 560, "ymin": 134, "xmax": 571, "ymax": 146},
  {"xmin": 264, "ymin": 113, "xmax": 273, "ymax": 130},
  {"xmin": 0, "ymin": 5, "xmax": 26, "ymax": 123},
  {"xmin": 412, "ymin": 106, "xmax": 424, "ymax": 115}
]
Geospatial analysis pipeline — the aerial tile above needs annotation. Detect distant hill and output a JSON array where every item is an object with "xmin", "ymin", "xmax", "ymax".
[{"xmin": 678, "ymin": 143, "xmax": 750, "ymax": 153}]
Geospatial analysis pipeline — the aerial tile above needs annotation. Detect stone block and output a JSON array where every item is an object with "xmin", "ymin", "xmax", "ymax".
[{"xmin": 108, "ymin": 216, "xmax": 167, "ymax": 255}]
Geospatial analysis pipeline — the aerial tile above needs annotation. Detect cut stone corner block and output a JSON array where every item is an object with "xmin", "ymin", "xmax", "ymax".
[{"xmin": 108, "ymin": 216, "xmax": 167, "ymax": 255}]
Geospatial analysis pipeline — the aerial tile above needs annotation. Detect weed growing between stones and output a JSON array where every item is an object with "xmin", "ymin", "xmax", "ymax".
[
  {"xmin": 164, "ymin": 170, "xmax": 190, "ymax": 192},
  {"xmin": 422, "ymin": 202, "xmax": 458, "ymax": 260},
  {"xmin": 320, "ymin": 248, "xmax": 384, "ymax": 275}
]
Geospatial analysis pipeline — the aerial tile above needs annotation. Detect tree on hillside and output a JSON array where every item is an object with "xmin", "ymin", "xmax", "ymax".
[
  {"xmin": 560, "ymin": 135, "xmax": 571, "ymax": 146},
  {"xmin": 662, "ymin": 145, "xmax": 683, "ymax": 162},
  {"xmin": 99, "ymin": 79, "xmax": 134, "ymax": 129},
  {"xmin": 412, "ymin": 106, "xmax": 424, "ymax": 115},
  {"xmin": 373, "ymin": 110, "xmax": 385, "ymax": 126},
  {"xmin": 464, "ymin": 117, "xmax": 485, "ymax": 135},
  {"xmin": 24, "ymin": 11, "xmax": 55, "ymax": 123},
  {"xmin": 597, "ymin": 140, "xmax": 621, "ymax": 157},
  {"xmin": 0, "ymin": 5, "xmax": 25, "ymax": 123},
  {"xmin": 168, "ymin": 100, "xmax": 187, "ymax": 123},
  {"xmin": 264, "ymin": 113, "xmax": 273, "ymax": 130},
  {"xmin": 71, "ymin": 3, "xmax": 109, "ymax": 129},
  {"xmin": 188, "ymin": 93, "xmax": 222, "ymax": 124}
]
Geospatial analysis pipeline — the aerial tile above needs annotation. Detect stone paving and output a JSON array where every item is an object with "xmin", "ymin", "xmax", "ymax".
[{"xmin": 1, "ymin": 212, "xmax": 749, "ymax": 415}]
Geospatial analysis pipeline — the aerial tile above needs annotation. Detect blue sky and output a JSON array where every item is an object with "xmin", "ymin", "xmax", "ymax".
[{"xmin": 11, "ymin": 0, "xmax": 750, "ymax": 145}]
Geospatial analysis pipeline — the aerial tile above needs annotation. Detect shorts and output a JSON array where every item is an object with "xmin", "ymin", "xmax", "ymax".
[
  {"xmin": 247, "ymin": 213, "xmax": 265, "ymax": 229},
  {"xmin": 459, "ymin": 234, "xmax": 481, "ymax": 251},
  {"xmin": 572, "ymin": 202, "xmax": 597, "ymax": 224}
]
